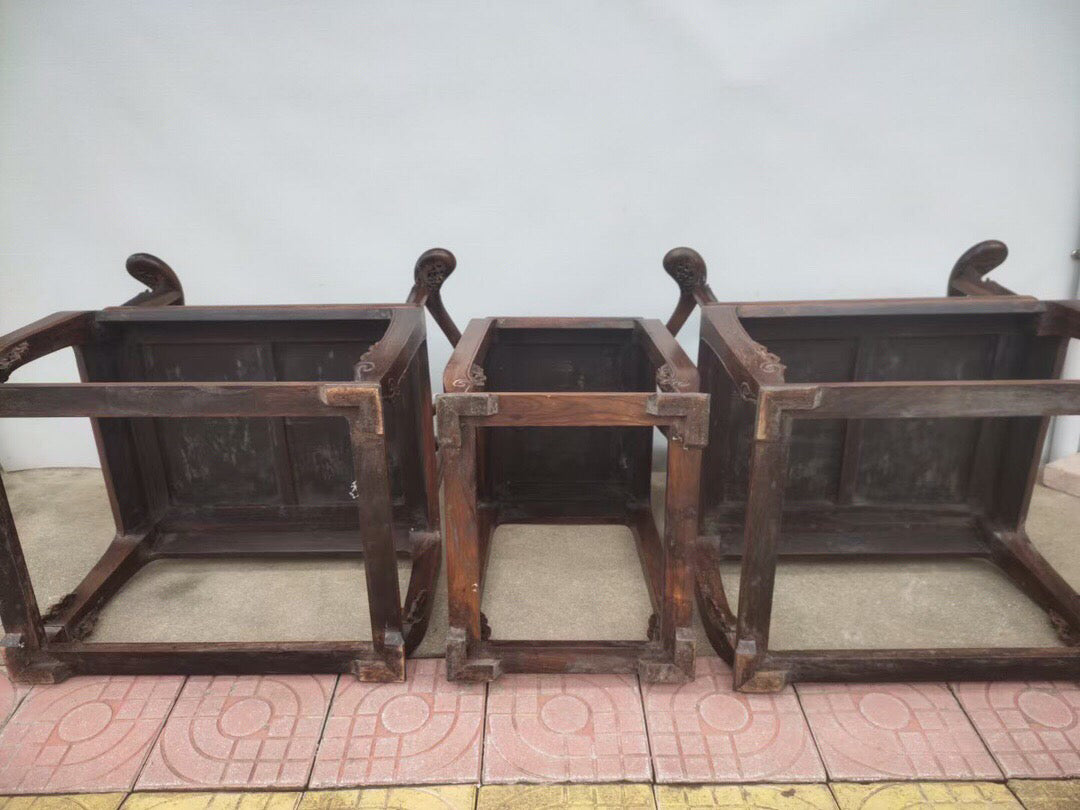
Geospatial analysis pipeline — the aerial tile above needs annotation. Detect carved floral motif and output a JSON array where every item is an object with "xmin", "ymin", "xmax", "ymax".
[
  {"xmin": 417, "ymin": 259, "xmax": 452, "ymax": 289},
  {"xmin": 669, "ymin": 261, "xmax": 703, "ymax": 291},
  {"xmin": 664, "ymin": 248, "xmax": 706, "ymax": 292},
  {"xmin": 452, "ymin": 364, "xmax": 486, "ymax": 390},
  {"xmin": 752, "ymin": 344, "xmax": 785, "ymax": 376},
  {"xmin": 355, "ymin": 342, "xmax": 380, "ymax": 375},
  {"xmin": 656, "ymin": 364, "xmax": 690, "ymax": 390}
]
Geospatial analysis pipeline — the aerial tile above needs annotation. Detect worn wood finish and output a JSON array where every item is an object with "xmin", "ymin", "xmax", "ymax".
[
  {"xmin": 438, "ymin": 315, "xmax": 706, "ymax": 682},
  {"xmin": 0, "ymin": 250, "xmax": 461, "ymax": 683},
  {"xmin": 666, "ymin": 242, "xmax": 1080, "ymax": 691}
]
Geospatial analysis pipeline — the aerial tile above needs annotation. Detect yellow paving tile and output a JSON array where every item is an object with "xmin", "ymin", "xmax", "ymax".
[
  {"xmin": 830, "ymin": 781, "xmax": 1020, "ymax": 809},
  {"xmin": 655, "ymin": 784, "xmax": 837, "ymax": 809},
  {"xmin": 298, "ymin": 787, "xmax": 476, "ymax": 810},
  {"xmin": 477, "ymin": 784, "xmax": 656, "ymax": 809},
  {"xmin": 1007, "ymin": 780, "xmax": 1080, "ymax": 810},
  {"xmin": 121, "ymin": 795, "xmax": 301, "ymax": 810},
  {"xmin": 0, "ymin": 797, "xmax": 126, "ymax": 810}
]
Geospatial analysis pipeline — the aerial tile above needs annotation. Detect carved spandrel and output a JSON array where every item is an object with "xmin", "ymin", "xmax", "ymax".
[
  {"xmin": 451, "ymin": 364, "xmax": 486, "ymax": 390},
  {"xmin": 0, "ymin": 342, "xmax": 30, "ymax": 378},
  {"xmin": 656, "ymin": 363, "xmax": 691, "ymax": 391}
]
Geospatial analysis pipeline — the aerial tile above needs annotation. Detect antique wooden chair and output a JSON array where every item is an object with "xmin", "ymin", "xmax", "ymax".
[
  {"xmin": 0, "ymin": 249, "xmax": 460, "ymax": 683},
  {"xmin": 437, "ymin": 314, "xmax": 707, "ymax": 682},
  {"xmin": 665, "ymin": 241, "xmax": 1080, "ymax": 691}
]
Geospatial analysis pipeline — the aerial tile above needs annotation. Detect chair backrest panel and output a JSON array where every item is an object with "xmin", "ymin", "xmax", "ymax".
[
  {"xmin": 82, "ymin": 316, "xmax": 399, "ymax": 518},
  {"xmin": 706, "ymin": 312, "xmax": 1050, "ymax": 511},
  {"xmin": 480, "ymin": 326, "xmax": 654, "ymax": 510}
]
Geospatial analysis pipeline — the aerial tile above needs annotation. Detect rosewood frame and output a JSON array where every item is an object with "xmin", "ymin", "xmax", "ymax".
[
  {"xmin": 0, "ymin": 249, "xmax": 461, "ymax": 683},
  {"xmin": 437, "ymin": 316, "xmax": 707, "ymax": 682},
  {"xmin": 665, "ymin": 242, "xmax": 1080, "ymax": 691}
]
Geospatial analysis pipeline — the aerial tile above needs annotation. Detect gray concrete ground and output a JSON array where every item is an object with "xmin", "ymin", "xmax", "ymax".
[{"xmin": 3, "ymin": 468, "xmax": 1078, "ymax": 658}]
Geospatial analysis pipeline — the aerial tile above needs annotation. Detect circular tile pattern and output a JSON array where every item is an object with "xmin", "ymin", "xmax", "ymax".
[
  {"xmin": 309, "ymin": 659, "xmax": 484, "ymax": 788},
  {"xmin": 1017, "ymin": 689, "xmax": 1073, "ymax": 729},
  {"xmin": 953, "ymin": 681, "xmax": 1080, "ymax": 779},
  {"xmin": 483, "ymin": 673, "xmax": 650, "ymax": 783},
  {"xmin": 381, "ymin": 694, "xmax": 431, "ymax": 734},
  {"xmin": 642, "ymin": 657, "xmax": 826, "ymax": 783},
  {"xmin": 135, "ymin": 674, "xmax": 334, "ymax": 790},
  {"xmin": 219, "ymin": 697, "xmax": 273, "ymax": 738},
  {"xmin": 699, "ymin": 693, "xmax": 750, "ymax": 732},
  {"xmin": 858, "ymin": 692, "xmax": 912, "ymax": 730},
  {"xmin": 0, "ymin": 674, "xmax": 184, "ymax": 794},
  {"xmin": 57, "ymin": 701, "xmax": 115, "ymax": 743},
  {"xmin": 539, "ymin": 694, "xmax": 590, "ymax": 735},
  {"xmin": 800, "ymin": 683, "xmax": 1001, "ymax": 781}
]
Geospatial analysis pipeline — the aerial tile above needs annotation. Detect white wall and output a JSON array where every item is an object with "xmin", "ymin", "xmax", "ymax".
[{"xmin": 1, "ymin": 0, "xmax": 1078, "ymax": 469}]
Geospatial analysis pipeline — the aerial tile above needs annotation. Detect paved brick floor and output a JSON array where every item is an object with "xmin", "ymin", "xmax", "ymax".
[{"xmin": 0, "ymin": 661, "xmax": 1077, "ymax": 808}]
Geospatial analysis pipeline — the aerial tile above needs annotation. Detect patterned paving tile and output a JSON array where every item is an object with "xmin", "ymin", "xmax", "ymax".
[
  {"xmin": 0, "ymin": 675, "xmax": 183, "ymax": 793},
  {"xmin": 483, "ymin": 673, "xmax": 651, "ymax": 784},
  {"xmin": 121, "ymin": 794, "xmax": 300, "ymax": 810},
  {"xmin": 654, "ymin": 784, "xmax": 837, "ymax": 808},
  {"xmin": 136, "ymin": 675, "xmax": 335, "ymax": 790},
  {"xmin": 0, "ymin": 795, "xmax": 126, "ymax": 810},
  {"xmin": 310, "ymin": 659, "xmax": 483, "ymax": 787},
  {"xmin": 477, "ymin": 784, "xmax": 656, "ymax": 809},
  {"xmin": 952, "ymin": 681, "xmax": 1080, "ymax": 778},
  {"xmin": 298, "ymin": 786, "xmax": 476, "ymax": 809},
  {"xmin": 643, "ymin": 657, "xmax": 825, "ymax": 783},
  {"xmin": 830, "ymin": 781, "xmax": 1020, "ymax": 809},
  {"xmin": 795, "ymin": 683, "xmax": 1000, "ymax": 781},
  {"xmin": 1007, "ymin": 779, "xmax": 1080, "ymax": 809}
]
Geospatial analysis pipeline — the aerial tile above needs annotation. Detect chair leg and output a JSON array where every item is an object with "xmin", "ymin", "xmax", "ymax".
[
  {"xmin": 0, "ymin": 474, "xmax": 71, "ymax": 682},
  {"xmin": 349, "ymin": 420, "xmax": 405, "ymax": 679},
  {"xmin": 733, "ymin": 421, "xmax": 791, "ymax": 691}
]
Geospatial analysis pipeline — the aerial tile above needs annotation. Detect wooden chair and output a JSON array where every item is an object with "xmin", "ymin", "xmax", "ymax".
[
  {"xmin": 437, "ymin": 314, "xmax": 707, "ymax": 682},
  {"xmin": 0, "ymin": 249, "xmax": 460, "ymax": 683},
  {"xmin": 665, "ymin": 241, "xmax": 1080, "ymax": 691}
]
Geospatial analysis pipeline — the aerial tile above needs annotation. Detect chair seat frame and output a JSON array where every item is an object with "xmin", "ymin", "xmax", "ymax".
[{"xmin": 437, "ymin": 315, "xmax": 708, "ymax": 683}]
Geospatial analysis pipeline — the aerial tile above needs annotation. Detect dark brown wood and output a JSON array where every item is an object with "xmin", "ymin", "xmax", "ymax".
[
  {"xmin": 673, "ymin": 241, "xmax": 1080, "ymax": 691},
  {"xmin": 0, "ymin": 250, "xmax": 457, "ymax": 683},
  {"xmin": 1038, "ymin": 300, "xmax": 1080, "ymax": 338},
  {"xmin": 947, "ymin": 239, "xmax": 1014, "ymax": 297},
  {"xmin": 123, "ymin": 253, "xmax": 185, "ymax": 307},
  {"xmin": 750, "ymin": 647, "xmax": 1080, "ymax": 686},
  {"xmin": 438, "ymin": 315, "xmax": 706, "ymax": 682},
  {"xmin": 0, "ymin": 473, "xmax": 52, "ymax": 677},
  {"xmin": 407, "ymin": 248, "xmax": 462, "ymax": 346},
  {"xmin": 663, "ymin": 247, "xmax": 717, "ymax": 336},
  {"xmin": 0, "ymin": 311, "xmax": 95, "ymax": 383},
  {"xmin": 35, "ymin": 641, "xmax": 402, "ymax": 681},
  {"xmin": 0, "ymin": 382, "xmax": 381, "ymax": 418}
]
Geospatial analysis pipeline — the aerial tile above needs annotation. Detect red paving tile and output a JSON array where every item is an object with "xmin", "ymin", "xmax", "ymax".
[
  {"xmin": 136, "ymin": 674, "xmax": 335, "ymax": 790},
  {"xmin": 953, "ymin": 681, "xmax": 1080, "ymax": 778},
  {"xmin": 310, "ymin": 659, "xmax": 483, "ymax": 787},
  {"xmin": 0, "ymin": 674, "xmax": 183, "ymax": 794},
  {"xmin": 483, "ymin": 673, "xmax": 651, "ymax": 784},
  {"xmin": 643, "ymin": 656, "xmax": 825, "ymax": 783},
  {"xmin": 796, "ymin": 682, "xmax": 1001, "ymax": 781}
]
